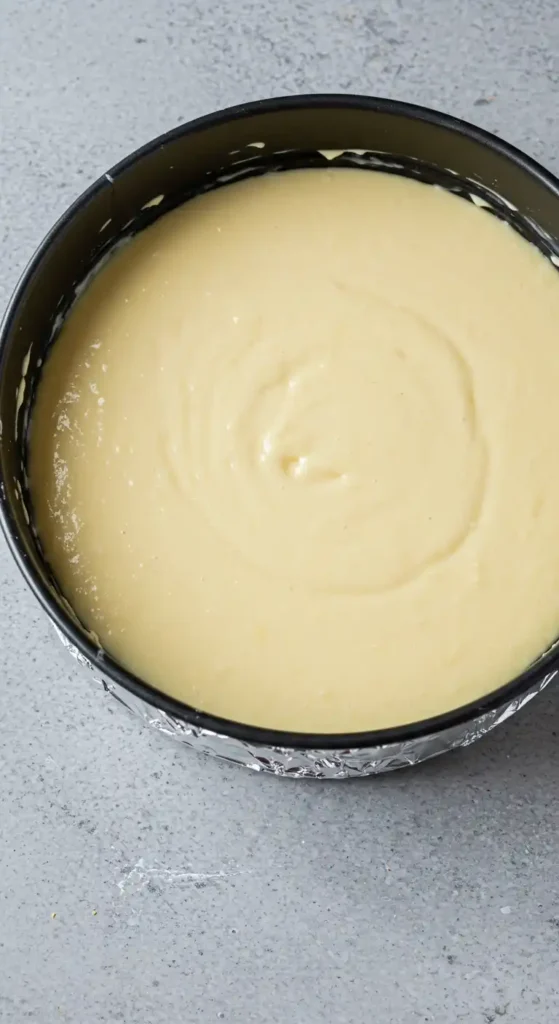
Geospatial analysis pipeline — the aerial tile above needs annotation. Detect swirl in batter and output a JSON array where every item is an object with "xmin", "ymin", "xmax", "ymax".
[{"xmin": 29, "ymin": 169, "xmax": 559, "ymax": 732}]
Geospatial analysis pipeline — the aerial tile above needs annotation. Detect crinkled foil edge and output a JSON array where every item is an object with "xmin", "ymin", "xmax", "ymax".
[{"xmin": 55, "ymin": 626, "xmax": 557, "ymax": 779}]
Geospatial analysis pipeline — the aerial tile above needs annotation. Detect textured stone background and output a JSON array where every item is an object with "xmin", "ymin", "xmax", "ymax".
[{"xmin": 1, "ymin": 1, "xmax": 559, "ymax": 1021}]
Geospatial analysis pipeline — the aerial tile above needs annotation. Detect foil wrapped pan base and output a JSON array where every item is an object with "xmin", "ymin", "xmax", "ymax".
[{"xmin": 55, "ymin": 627, "xmax": 557, "ymax": 779}]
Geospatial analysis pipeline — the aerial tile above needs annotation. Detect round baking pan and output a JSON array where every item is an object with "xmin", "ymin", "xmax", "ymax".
[{"xmin": 2, "ymin": 94, "xmax": 559, "ymax": 778}]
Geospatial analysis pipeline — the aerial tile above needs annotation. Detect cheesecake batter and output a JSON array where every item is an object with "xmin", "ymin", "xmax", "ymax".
[{"xmin": 28, "ymin": 168, "xmax": 559, "ymax": 732}]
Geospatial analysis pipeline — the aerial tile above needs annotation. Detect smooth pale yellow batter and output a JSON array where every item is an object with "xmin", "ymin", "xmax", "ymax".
[{"xmin": 29, "ymin": 168, "xmax": 559, "ymax": 732}]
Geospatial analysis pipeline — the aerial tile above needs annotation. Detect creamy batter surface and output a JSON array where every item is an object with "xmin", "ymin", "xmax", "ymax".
[{"xmin": 29, "ymin": 169, "xmax": 559, "ymax": 732}]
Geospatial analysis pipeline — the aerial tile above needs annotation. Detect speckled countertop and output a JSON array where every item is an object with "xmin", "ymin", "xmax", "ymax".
[{"xmin": 1, "ymin": 2, "xmax": 559, "ymax": 1021}]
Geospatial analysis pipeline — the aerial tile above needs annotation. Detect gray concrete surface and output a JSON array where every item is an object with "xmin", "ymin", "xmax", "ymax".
[{"xmin": 1, "ymin": 0, "xmax": 559, "ymax": 1021}]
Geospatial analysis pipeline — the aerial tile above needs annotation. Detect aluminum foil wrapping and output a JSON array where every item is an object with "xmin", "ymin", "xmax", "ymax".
[{"xmin": 55, "ymin": 626, "xmax": 558, "ymax": 779}]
